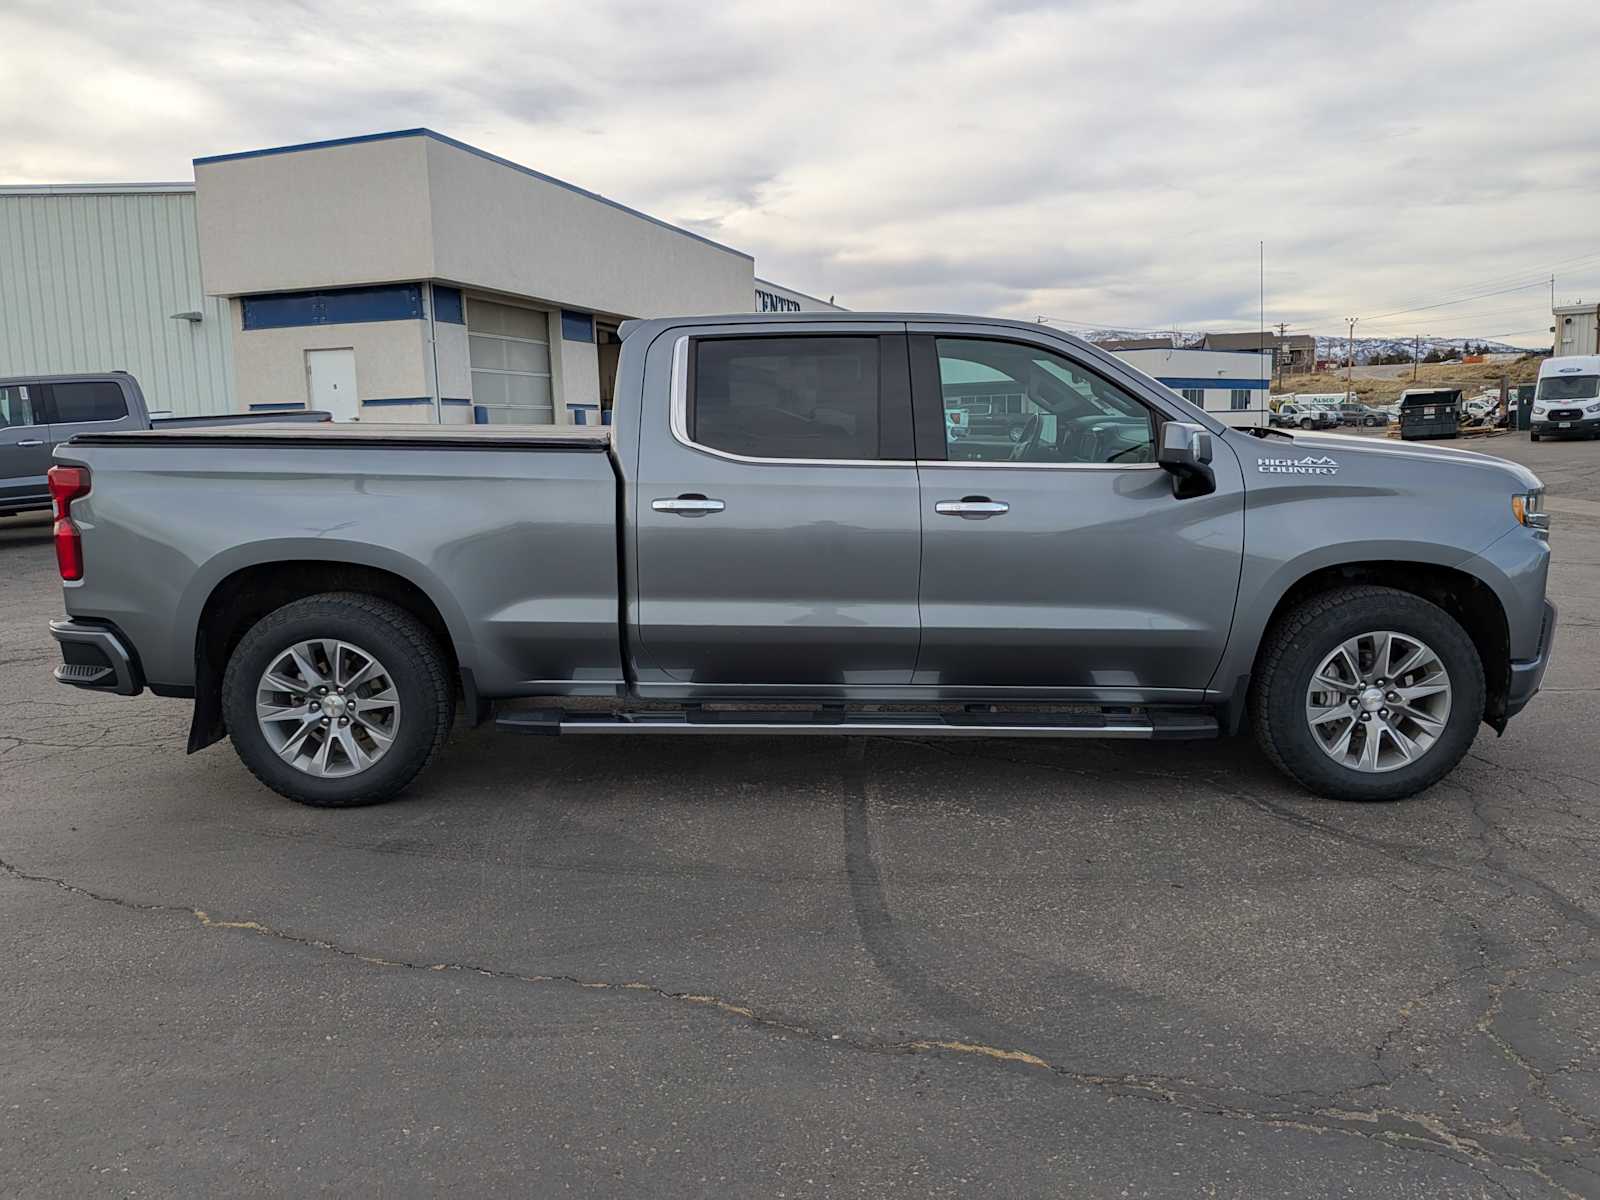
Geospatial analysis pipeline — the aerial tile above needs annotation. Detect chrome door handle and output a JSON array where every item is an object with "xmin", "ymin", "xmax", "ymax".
[
  {"xmin": 935, "ymin": 499, "xmax": 1009, "ymax": 518},
  {"xmin": 652, "ymin": 496, "xmax": 726, "ymax": 516},
  {"xmin": 16, "ymin": 439, "xmax": 44, "ymax": 447}
]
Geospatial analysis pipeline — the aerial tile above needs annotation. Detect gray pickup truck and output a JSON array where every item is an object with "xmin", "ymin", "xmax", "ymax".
[
  {"xmin": 1, "ymin": 372, "xmax": 328, "ymax": 517},
  {"xmin": 46, "ymin": 313, "xmax": 1556, "ymax": 807}
]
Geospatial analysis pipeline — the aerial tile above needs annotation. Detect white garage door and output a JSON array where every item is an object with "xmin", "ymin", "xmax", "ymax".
[{"xmin": 467, "ymin": 298, "xmax": 554, "ymax": 424}]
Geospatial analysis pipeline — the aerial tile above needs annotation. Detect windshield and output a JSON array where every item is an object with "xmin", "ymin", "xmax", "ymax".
[{"xmin": 1537, "ymin": 375, "xmax": 1600, "ymax": 402}]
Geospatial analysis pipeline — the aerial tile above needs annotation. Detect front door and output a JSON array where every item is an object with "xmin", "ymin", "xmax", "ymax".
[
  {"xmin": 631, "ymin": 326, "xmax": 922, "ymax": 688},
  {"xmin": 306, "ymin": 349, "xmax": 359, "ymax": 421},
  {"xmin": 910, "ymin": 331, "xmax": 1245, "ymax": 697},
  {"xmin": 0, "ymin": 383, "xmax": 52, "ymax": 510}
]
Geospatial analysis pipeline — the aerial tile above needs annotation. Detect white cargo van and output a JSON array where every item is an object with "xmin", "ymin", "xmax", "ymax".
[{"xmin": 1531, "ymin": 356, "xmax": 1600, "ymax": 441}]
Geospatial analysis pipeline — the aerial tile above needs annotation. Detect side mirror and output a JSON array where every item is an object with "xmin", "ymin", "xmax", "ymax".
[{"xmin": 1157, "ymin": 421, "xmax": 1216, "ymax": 498}]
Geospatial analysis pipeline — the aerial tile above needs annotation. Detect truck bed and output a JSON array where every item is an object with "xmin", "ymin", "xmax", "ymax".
[{"xmin": 67, "ymin": 422, "xmax": 612, "ymax": 451}]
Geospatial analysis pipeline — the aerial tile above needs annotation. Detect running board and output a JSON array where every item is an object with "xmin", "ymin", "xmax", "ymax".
[{"xmin": 495, "ymin": 708, "xmax": 1218, "ymax": 740}]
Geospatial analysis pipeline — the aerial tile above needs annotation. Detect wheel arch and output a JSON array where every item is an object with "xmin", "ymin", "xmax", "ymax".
[
  {"xmin": 1242, "ymin": 560, "xmax": 1511, "ymax": 733},
  {"xmin": 183, "ymin": 548, "xmax": 470, "ymax": 752}
]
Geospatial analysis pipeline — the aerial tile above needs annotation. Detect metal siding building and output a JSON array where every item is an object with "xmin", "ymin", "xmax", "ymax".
[{"xmin": 0, "ymin": 184, "xmax": 234, "ymax": 416}]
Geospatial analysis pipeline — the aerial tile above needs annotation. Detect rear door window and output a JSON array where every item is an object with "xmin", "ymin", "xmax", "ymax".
[
  {"xmin": 49, "ymin": 381, "xmax": 129, "ymax": 424},
  {"xmin": 691, "ymin": 337, "xmax": 881, "ymax": 460}
]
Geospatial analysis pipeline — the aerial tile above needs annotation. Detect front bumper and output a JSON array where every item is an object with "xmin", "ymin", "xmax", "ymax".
[
  {"xmin": 1505, "ymin": 600, "xmax": 1557, "ymax": 720},
  {"xmin": 1532, "ymin": 413, "xmax": 1600, "ymax": 434},
  {"xmin": 49, "ymin": 618, "xmax": 144, "ymax": 696}
]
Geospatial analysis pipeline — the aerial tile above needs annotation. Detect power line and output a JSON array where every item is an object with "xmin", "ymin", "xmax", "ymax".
[
  {"xmin": 1361, "ymin": 278, "xmax": 1551, "ymax": 322},
  {"xmin": 1352, "ymin": 247, "xmax": 1600, "ymax": 320}
]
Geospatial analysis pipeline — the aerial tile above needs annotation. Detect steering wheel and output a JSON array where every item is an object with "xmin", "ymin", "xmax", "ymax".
[{"xmin": 1008, "ymin": 413, "xmax": 1043, "ymax": 461}]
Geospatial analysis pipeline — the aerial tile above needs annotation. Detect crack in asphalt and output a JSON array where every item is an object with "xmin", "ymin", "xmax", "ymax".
[{"xmin": 3, "ymin": 850, "xmax": 1594, "ymax": 1196}]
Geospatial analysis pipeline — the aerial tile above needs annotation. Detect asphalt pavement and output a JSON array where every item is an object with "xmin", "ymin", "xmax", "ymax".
[{"xmin": 3, "ymin": 431, "xmax": 1598, "ymax": 1198}]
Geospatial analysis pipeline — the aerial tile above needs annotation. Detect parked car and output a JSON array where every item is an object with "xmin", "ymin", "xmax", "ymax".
[
  {"xmin": 47, "ymin": 313, "xmax": 1554, "ymax": 808},
  {"xmin": 1271, "ymin": 401, "xmax": 1339, "ymax": 430},
  {"xmin": 1530, "ymin": 355, "xmax": 1600, "ymax": 441},
  {"xmin": 1, "ymin": 373, "xmax": 329, "ymax": 517}
]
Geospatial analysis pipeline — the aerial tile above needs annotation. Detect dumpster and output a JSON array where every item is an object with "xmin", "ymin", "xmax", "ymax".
[{"xmin": 1398, "ymin": 388, "xmax": 1462, "ymax": 441}]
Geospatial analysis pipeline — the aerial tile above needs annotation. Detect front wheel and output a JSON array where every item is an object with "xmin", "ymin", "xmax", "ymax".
[
  {"xmin": 1251, "ymin": 586, "xmax": 1484, "ymax": 801},
  {"xmin": 1530, "ymin": 432, "xmax": 1541, "ymax": 442},
  {"xmin": 221, "ymin": 592, "xmax": 454, "ymax": 806},
  {"xmin": 1299, "ymin": 418, "xmax": 1314, "ymax": 429}
]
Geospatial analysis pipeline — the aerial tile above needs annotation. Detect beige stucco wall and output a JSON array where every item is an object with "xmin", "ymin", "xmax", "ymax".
[
  {"xmin": 423, "ymin": 137, "xmax": 753, "ymax": 317},
  {"xmin": 194, "ymin": 132, "xmax": 753, "ymax": 319},
  {"xmin": 196, "ymin": 139, "xmax": 435, "ymax": 296},
  {"xmin": 230, "ymin": 302, "xmax": 433, "ymax": 414}
]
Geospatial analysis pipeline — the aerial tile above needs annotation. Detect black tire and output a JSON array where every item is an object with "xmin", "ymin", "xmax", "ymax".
[
  {"xmin": 1251, "ymin": 586, "xmax": 1484, "ymax": 802},
  {"xmin": 1299, "ymin": 418, "xmax": 1314, "ymax": 429},
  {"xmin": 221, "ymin": 592, "xmax": 454, "ymax": 807},
  {"xmin": 1530, "ymin": 432, "xmax": 1540, "ymax": 442}
]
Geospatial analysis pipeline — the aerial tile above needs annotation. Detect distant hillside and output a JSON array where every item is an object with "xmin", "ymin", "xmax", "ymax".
[
  {"xmin": 1309, "ymin": 335, "xmax": 1537, "ymax": 365},
  {"xmin": 1055, "ymin": 326, "xmax": 1540, "ymax": 364}
]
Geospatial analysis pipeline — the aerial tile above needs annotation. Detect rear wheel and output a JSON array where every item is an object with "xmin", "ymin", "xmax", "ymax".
[
  {"xmin": 1251, "ymin": 586, "xmax": 1484, "ymax": 801},
  {"xmin": 221, "ymin": 592, "xmax": 454, "ymax": 806}
]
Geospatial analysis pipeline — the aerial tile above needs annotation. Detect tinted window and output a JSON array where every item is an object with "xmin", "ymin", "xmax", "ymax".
[
  {"xmin": 0, "ymin": 385, "xmax": 41, "ymax": 428},
  {"xmin": 51, "ymin": 381, "xmax": 128, "ymax": 424},
  {"xmin": 935, "ymin": 338, "xmax": 1155, "ymax": 465},
  {"xmin": 692, "ymin": 337, "xmax": 879, "ymax": 460},
  {"xmin": 1537, "ymin": 375, "xmax": 1599, "ymax": 402}
]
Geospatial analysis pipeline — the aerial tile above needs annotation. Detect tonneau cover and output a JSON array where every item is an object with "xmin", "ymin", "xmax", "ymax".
[{"xmin": 69, "ymin": 422, "xmax": 612, "ymax": 451}]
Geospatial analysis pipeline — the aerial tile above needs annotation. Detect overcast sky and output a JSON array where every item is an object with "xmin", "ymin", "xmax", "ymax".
[{"xmin": 4, "ymin": 0, "xmax": 1597, "ymax": 344}]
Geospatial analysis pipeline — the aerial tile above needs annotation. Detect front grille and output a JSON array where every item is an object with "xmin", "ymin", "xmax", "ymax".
[{"xmin": 1549, "ymin": 409, "xmax": 1583, "ymax": 421}]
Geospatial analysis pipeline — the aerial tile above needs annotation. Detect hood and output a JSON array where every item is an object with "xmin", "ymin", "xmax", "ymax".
[{"xmin": 1236, "ymin": 428, "xmax": 1541, "ymax": 490}]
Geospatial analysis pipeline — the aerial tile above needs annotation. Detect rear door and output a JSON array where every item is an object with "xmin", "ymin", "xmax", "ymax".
[
  {"xmin": 0, "ymin": 383, "xmax": 52, "ymax": 510},
  {"xmin": 909, "ymin": 328, "xmax": 1245, "ymax": 699},
  {"xmin": 630, "ymin": 324, "xmax": 923, "ymax": 688}
]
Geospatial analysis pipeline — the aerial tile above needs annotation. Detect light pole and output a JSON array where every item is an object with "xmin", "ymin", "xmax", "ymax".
[{"xmin": 1345, "ymin": 317, "xmax": 1358, "ymax": 402}]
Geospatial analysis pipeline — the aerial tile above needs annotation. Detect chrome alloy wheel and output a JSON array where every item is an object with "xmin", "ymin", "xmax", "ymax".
[
  {"xmin": 255, "ymin": 639, "xmax": 402, "ymax": 778},
  {"xmin": 1304, "ymin": 630, "xmax": 1452, "ymax": 773}
]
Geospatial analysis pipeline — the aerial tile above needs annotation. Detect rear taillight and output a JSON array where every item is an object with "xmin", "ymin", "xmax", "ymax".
[{"xmin": 48, "ymin": 465, "xmax": 91, "ymax": 581}]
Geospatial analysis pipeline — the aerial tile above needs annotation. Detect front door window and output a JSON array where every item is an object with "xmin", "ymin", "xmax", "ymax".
[{"xmin": 934, "ymin": 338, "xmax": 1155, "ymax": 465}]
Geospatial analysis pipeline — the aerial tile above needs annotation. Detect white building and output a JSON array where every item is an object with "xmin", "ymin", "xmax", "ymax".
[
  {"xmin": 1553, "ymin": 302, "xmax": 1599, "ymax": 358},
  {"xmin": 1, "ymin": 129, "xmax": 841, "ymax": 424},
  {"xmin": 1109, "ymin": 346, "xmax": 1271, "ymax": 428}
]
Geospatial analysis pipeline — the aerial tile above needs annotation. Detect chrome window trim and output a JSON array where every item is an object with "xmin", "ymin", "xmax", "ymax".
[
  {"xmin": 917, "ymin": 459, "xmax": 1162, "ymax": 471},
  {"xmin": 668, "ymin": 334, "xmax": 1163, "ymax": 472}
]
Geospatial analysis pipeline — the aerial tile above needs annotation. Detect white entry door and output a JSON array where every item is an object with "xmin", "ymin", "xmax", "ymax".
[{"xmin": 306, "ymin": 349, "xmax": 359, "ymax": 421}]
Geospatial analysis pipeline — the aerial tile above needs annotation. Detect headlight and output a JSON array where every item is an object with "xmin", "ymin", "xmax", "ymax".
[
  {"xmin": 1532, "ymin": 405, "xmax": 1547, "ymax": 416},
  {"xmin": 1512, "ymin": 489, "xmax": 1549, "ymax": 532},
  {"xmin": 1587, "ymin": 402, "xmax": 1600, "ymax": 415}
]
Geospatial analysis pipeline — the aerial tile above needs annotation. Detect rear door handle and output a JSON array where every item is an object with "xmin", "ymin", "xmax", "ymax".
[
  {"xmin": 16, "ymin": 439, "xmax": 44, "ymax": 447},
  {"xmin": 935, "ymin": 498, "xmax": 1009, "ymax": 519},
  {"xmin": 652, "ymin": 495, "xmax": 726, "ymax": 516}
]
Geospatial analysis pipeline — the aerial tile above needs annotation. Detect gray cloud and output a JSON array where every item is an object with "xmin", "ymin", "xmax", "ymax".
[{"xmin": 2, "ymin": 0, "xmax": 1596, "ymax": 342}]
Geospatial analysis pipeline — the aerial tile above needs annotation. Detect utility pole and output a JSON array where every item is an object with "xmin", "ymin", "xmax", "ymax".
[
  {"xmin": 1413, "ymin": 334, "xmax": 1420, "ymax": 381},
  {"xmin": 1274, "ymin": 321, "xmax": 1289, "ymax": 387},
  {"xmin": 1345, "ymin": 317, "xmax": 1358, "ymax": 402}
]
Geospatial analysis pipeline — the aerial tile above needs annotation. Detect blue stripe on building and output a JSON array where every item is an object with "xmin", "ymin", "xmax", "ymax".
[
  {"xmin": 1157, "ymin": 377, "xmax": 1270, "ymax": 391},
  {"xmin": 561, "ymin": 310, "xmax": 594, "ymax": 342},
  {"xmin": 432, "ymin": 285, "xmax": 465, "ymax": 324},
  {"xmin": 360, "ymin": 396, "xmax": 433, "ymax": 407},
  {"xmin": 242, "ymin": 284, "xmax": 423, "ymax": 330},
  {"xmin": 247, "ymin": 402, "xmax": 306, "ymax": 411}
]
